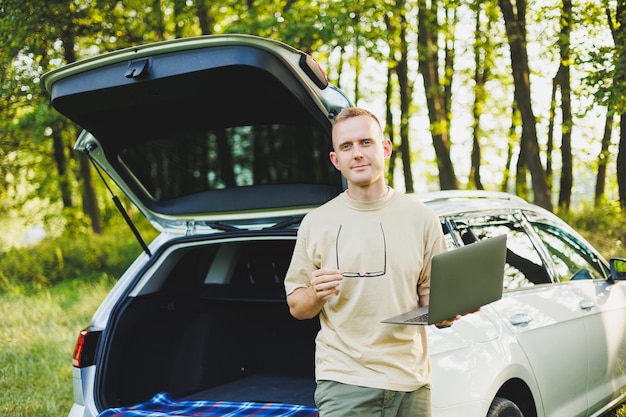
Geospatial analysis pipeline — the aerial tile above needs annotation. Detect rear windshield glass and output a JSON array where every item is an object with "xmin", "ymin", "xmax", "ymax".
[{"xmin": 118, "ymin": 123, "xmax": 335, "ymax": 202}]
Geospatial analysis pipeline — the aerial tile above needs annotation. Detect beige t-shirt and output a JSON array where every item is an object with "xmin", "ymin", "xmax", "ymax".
[{"xmin": 284, "ymin": 188, "xmax": 447, "ymax": 391}]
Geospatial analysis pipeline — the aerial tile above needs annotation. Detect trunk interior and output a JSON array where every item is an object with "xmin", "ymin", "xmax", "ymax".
[{"xmin": 97, "ymin": 237, "xmax": 319, "ymax": 410}]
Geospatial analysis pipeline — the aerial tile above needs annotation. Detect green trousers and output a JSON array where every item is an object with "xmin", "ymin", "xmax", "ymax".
[{"xmin": 314, "ymin": 380, "xmax": 431, "ymax": 417}]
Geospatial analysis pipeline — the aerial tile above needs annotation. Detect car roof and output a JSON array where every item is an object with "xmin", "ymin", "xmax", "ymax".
[{"xmin": 413, "ymin": 190, "xmax": 538, "ymax": 217}]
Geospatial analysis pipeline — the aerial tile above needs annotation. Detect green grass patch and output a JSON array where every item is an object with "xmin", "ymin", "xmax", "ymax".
[{"xmin": 0, "ymin": 276, "xmax": 114, "ymax": 416}]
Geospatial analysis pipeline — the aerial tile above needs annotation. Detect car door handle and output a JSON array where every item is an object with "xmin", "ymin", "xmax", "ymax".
[
  {"xmin": 509, "ymin": 313, "xmax": 533, "ymax": 326},
  {"xmin": 578, "ymin": 299, "xmax": 595, "ymax": 311}
]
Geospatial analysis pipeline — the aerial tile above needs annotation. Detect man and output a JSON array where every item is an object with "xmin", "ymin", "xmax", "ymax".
[{"xmin": 284, "ymin": 107, "xmax": 448, "ymax": 417}]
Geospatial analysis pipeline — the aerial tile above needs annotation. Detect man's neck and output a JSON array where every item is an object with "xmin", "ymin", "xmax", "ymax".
[{"xmin": 346, "ymin": 184, "xmax": 390, "ymax": 202}]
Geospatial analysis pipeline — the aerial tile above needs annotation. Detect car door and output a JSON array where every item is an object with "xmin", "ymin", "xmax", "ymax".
[
  {"xmin": 452, "ymin": 212, "xmax": 590, "ymax": 417},
  {"xmin": 524, "ymin": 211, "xmax": 626, "ymax": 416}
]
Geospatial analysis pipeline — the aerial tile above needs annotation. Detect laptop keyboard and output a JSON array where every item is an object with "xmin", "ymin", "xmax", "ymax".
[{"xmin": 404, "ymin": 313, "xmax": 429, "ymax": 323}]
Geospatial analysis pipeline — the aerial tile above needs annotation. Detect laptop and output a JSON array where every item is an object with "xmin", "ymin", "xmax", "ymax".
[{"xmin": 382, "ymin": 234, "xmax": 507, "ymax": 325}]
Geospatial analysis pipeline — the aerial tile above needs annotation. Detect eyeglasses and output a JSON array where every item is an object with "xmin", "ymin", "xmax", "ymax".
[{"xmin": 335, "ymin": 223, "xmax": 387, "ymax": 277}]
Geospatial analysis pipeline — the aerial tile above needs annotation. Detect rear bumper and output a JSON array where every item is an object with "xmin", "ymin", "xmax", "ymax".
[
  {"xmin": 68, "ymin": 403, "xmax": 90, "ymax": 417},
  {"xmin": 69, "ymin": 366, "xmax": 98, "ymax": 417}
]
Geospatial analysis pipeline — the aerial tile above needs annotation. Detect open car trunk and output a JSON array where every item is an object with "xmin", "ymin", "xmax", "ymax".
[
  {"xmin": 97, "ymin": 236, "xmax": 319, "ymax": 410},
  {"xmin": 40, "ymin": 35, "xmax": 352, "ymax": 416},
  {"xmin": 41, "ymin": 35, "xmax": 350, "ymax": 233}
]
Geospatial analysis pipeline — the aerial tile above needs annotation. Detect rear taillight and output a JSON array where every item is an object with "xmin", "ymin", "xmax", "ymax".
[{"xmin": 72, "ymin": 327, "xmax": 101, "ymax": 368}]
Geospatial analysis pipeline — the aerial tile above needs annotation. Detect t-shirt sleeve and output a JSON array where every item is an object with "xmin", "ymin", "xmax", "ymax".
[
  {"xmin": 284, "ymin": 226, "xmax": 314, "ymax": 296},
  {"xmin": 417, "ymin": 211, "xmax": 447, "ymax": 297}
]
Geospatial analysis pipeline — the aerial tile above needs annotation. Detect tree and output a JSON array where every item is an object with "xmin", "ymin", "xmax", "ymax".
[
  {"xmin": 386, "ymin": 1, "xmax": 416, "ymax": 192},
  {"xmin": 0, "ymin": 0, "xmax": 97, "ymax": 229},
  {"xmin": 501, "ymin": 103, "xmax": 522, "ymax": 193},
  {"xmin": 595, "ymin": 112, "xmax": 615, "ymax": 205},
  {"xmin": 417, "ymin": 0, "xmax": 459, "ymax": 190},
  {"xmin": 576, "ymin": 3, "xmax": 620, "ymax": 208},
  {"xmin": 498, "ymin": 0, "xmax": 553, "ymax": 211},
  {"xmin": 468, "ymin": 1, "xmax": 499, "ymax": 190},
  {"xmin": 544, "ymin": 0, "xmax": 574, "ymax": 211},
  {"xmin": 555, "ymin": 0, "xmax": 574, "ymax": 211},
  {"xmin": 3, "ymin": 0, "xmax": 625, "ymax": 245},
  {"xmin": 614, "ymin": 2, "xmax": 626, "ymax": 210}
]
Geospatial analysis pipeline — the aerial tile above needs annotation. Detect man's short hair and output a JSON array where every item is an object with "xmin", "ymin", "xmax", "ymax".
[{"xmin": 334, "ymin": 107, "xmax": 382, "ymax": 130}]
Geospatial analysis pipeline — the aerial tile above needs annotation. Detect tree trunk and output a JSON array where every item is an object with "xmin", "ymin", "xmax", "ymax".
[
  {"xmin": 470, "ymin": 4, "xmax": 489, "ymax": 191},
  {"xmin": 546, "ymin": 80, "xmax": 556, "ymax": 190},
  {"xmin": 61, "ymin": 31, "xmax": 103, "ymax": 232},
  {"xmin": 615, "ymin": 3, "xmax": 626, "ymax": 210},
  {"xmin": 557, "ymin": 0, "xmax": 573, "ymax": 211},
  {"xmin": 501, "ymin": 103, "xmax": 520, "ymax": 193},
  {"xmin": 617, "ymin": 113, "xmax": 626, "ymax": 211},
  {"xmin": 515, "ymin": 136, "xmax": 530, "ymax": 199},
  {"xmin": 385, "ymin": 63, "xmax": 397, "ymax": 189},
  {"xmin": 417, "ymin": 0, "xmax": 458, "ymax": 190},
  {"xmin": 51, "ymin": 130, "xmax": 73, "ymax": 208},
  {"xmin": 196, "ymin": 0, "xmax": 213, "ymax": 35},
  {"xmin": 501, "ymin": 137, "xmax": 514, "ymax": 193},
  {"xmin": 151, "ymin": 0, "xmax": 166, "ymax": 41},
  {"xmin": 498, "ymin": 0, "xmax": 553, "ymax": 211},
  {"xmin": 558, "ymin": 63, "xmax": 573, "ymax": 211},
  {"xmin": 395, "ymin": 7, "xmax": 415, "ymax": 193},
  {"xmin": 383, "ymin": 10, "xmax": 398, "ymax": 189},
  {"xmin": 353, "ymin": 24, "xmax": 361, "ymax": 105},
  {"xmin": 77, "ymin": 151, "xmax": 103, "ymax": 234},
  {"xmin": 595, "ymin": 112, "xmax": 613, "ymax": 205}
]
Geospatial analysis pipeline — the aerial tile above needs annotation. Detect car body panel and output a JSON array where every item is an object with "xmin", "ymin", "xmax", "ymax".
[
  {"xmin": 491, "ymin": 285, "xmax": 589, "ymax": 417},
  {"xmin": 428, "ymin": 307, "xmax": 538, "ymax": 410},
  {"xmin": 579, "ymin": 279, "xmax": 626, "ymax": 415}
]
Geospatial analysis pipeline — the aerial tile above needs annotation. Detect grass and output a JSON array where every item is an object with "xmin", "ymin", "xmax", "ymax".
[{"xmin": 0, "ymin": 276, "xmax": 114, "ymax": 416}]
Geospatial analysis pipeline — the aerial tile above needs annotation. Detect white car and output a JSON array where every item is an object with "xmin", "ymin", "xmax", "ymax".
[{"xmin": 42, "ymin": 35, "xmax": 626, "ymax": 417}]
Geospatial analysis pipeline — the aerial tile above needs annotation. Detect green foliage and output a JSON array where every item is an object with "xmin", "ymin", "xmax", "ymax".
[
  {"xmin": 0, "ymin": 226, "xmax": 150, "ymax": 294},
  {"xmin": 1, "ymin": 0, "xmax": 624, "ymax": 239},
  {"xmin": 557, "ymin": 200, "xmax": 626, "ymax": 260}
]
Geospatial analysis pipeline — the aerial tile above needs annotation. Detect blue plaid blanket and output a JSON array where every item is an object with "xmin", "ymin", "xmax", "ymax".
[{"xmin": 97, "ymin": 392, "xmax": 318, "ymax": 417}]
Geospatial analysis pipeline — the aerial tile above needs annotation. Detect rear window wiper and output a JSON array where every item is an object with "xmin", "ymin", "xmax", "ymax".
[
  {"xmin": 206, "ymin": 222, "xmax": 242, "ymax": 232},
  {"xmin": 265, "ymin": 216, "xmax": 303, "ymax": 230}
]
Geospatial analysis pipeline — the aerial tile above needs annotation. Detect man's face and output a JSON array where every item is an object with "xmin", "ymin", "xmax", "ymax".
[{"xmin": 329, "ymin": 115, "xmax": 392, "ymax": 189}]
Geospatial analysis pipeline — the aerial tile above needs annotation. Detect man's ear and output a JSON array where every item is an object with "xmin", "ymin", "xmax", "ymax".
[
  {"xmin": 329, "ymin": 151, "xmax": 341, "ymax": 170},
  {"xmin": 383, "ymin": 138, "xmax": 393, "ymax": 159}
]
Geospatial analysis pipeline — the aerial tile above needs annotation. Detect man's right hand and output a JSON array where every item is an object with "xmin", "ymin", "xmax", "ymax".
[
  {"xmin": 310, "ymin": 268, "xmax": 343, "ymax": 299},
  {"xmin": 287, "ymin": 268, "xmax": 343, "ymax": 319}
]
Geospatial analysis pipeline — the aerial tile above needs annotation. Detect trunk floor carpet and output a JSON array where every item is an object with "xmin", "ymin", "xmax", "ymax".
[{"xmin": 97, "ymin": 391, "xmax": 318, "ymax": 417}]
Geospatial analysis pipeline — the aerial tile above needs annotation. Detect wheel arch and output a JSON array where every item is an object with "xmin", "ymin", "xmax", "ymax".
[{"xmin": 495, "ymin": 378, "xmax": 538, "ymax": 417}]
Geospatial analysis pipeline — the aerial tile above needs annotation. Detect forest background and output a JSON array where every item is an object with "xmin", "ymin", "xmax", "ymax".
[
  {"xmin": 1, "ymin": 0, "xmax": 626, "ymax": 254},
  {"xmin": 1, "ymin": 1, "xmax": 626, "ymax": 415},
  {"xmin": 1, "ymin": 0, "xmax": 626, "ymax": 249}
]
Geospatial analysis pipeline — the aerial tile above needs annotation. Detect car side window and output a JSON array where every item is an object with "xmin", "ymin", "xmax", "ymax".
[
  {"xmin": 451, "ymin": 214, "xmax": 552, "ymax": 290},
  {"xmin": 524, "ymin": 213, "xmax": 606, "ymax": 282}
]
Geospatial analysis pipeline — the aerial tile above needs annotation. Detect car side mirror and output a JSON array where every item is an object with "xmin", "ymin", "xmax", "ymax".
[{"xmin": 609, "ymin": 258, "xmax": 626, "ymax": 281}]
